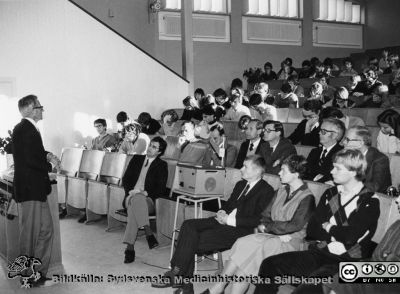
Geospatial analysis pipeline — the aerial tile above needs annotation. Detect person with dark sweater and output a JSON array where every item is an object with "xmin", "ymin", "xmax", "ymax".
[
  {"xmin": 342, "ymin": 126, "xmax": 391, "ymax": 193},
  {"xmin": 255, "ymin": 149, "xmax": 380, "ymax": 294},
  {"xmin": 288, "ymin": 99, "xmax": 322, "ymax": 147},
  {"xmin": 304, "ymin": 118, "xmax": 345, "ymax": 183},
  {"xmin": 137, "ymin": 112, "xmax": 161, "ymax": 135},
  {"xmin": 258, "ymin": 120, "xmax": 297, "ymax": 175}
]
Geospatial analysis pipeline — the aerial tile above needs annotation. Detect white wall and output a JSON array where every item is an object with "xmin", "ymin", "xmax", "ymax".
[{"xmin": 0, "ymin": 0, "xmax": 188, "ymax": 156}]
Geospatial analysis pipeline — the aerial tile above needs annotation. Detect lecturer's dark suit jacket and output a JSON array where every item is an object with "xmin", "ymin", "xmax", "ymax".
[
  {"xmin": 12, "ymin": 119, "xmax": 51, "ymax": 203},
  {"xmin": 234, "ymin": 139, "xmax": 263, "ymax": 169},
  {"xmin": 305, "ymin": 143, "xmax": 343, "ymax": 183},
  {"xmin": 365, "ymin": 147, "xmax": 392, "ymax": 193},
  {"xmin": 258, "ymin": 138, "xmax": 297, "ymax": 175},
  {"xmin": 122, "ymin": 155, "xmax": 168, "ymax": 208}
]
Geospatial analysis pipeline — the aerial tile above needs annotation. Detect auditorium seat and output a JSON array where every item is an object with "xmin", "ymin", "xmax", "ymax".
[
  {"xmin": 372, "ymin": 193, "xmax": 400, "ymax": 243},
  {"xmin": 276, "ymin": 108, "xmax": 290, "ymax": 123},
  {"xmin": 221, "ymin": 121, "xmax": 245, "ymax": 141},
  {"xmin": 67, "ymin": 150, "xmax": 105, "ymax": 210},
  {"xmin": 347, "ymin": 108, "xmax": 367, "ymax": 123},
  {"xmin": 287, "ymin": 108, "xmax": 304, "ymax": 123},
  {"xmin": 262, "ymin": 173, "xmax": 281, "ymax": 191},
  {"xmin": 163, "ymin": 136, "xmax": 180, "ymax": 160},
  {"xmin": 56, "ymin": 147, "xmax": 83, "ymax": 204},
  {"xmin": 365, "ymin": 108, "xmax": 383, "ymax": 126},
  {"xmin": 86, "ymin": 152, "xmax": 127, "ymax": 222},
  {"xmin": 295, "ymin": 145, "xmax": 313, "ymax": 158},
  {"xmin": 388, "ymin": 153, "xmax": 400, "ymax": 188},
  {"xmin": 267, "ymin": 80, "xmax": 284, "ymax": 91},
  {"xmin": 224, "ymin": 168, "xmax": 242, "ymax": 200},
  {"xmin": 304, "ymin": 180, "xmax": 331, "ymax": 205},
  {"xmin": 282, "ymin": 123, "xmax": 298, "ymax": 138}
]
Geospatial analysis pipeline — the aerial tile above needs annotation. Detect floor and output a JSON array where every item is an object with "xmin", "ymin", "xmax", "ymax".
[{"xmin": 0, "ymin": 216, "xmax": 221, "ymax": 294}]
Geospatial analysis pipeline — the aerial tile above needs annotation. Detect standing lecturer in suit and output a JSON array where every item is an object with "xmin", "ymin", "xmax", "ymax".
[{"xmin": 12, "ymin": 95, "xmax": 59, "ymax": 286}]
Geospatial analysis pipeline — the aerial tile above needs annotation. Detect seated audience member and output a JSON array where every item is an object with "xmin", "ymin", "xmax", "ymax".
[
  {"xmin": 320, "ymin": 106, "xmax": 365, "ymax": 129},
  {"xmin": 275, "ymin": 82, "xmax": 299, "ymax": 108},
  {"xmin": 204, "ymin": 155, "xmax": 315, "ymax": 294},
  {"xmin": 121, "ymin": 137, "xmax": 168, "ymax": 263},
  {"xmin": 342, "ymin": 126, "xmax": 391, "ymax": 193},
  {"xmin": 249, "ymin": 92, "xmax": 277, "ymax": 121},
  {"xmin": 325, "ymin": 87, "xmax": 355, "ymax": 109},
  {"xmin": 345, "ymin": 74, "xmax": 362, "ymax": 95},
  {"xmin": 324, "ymin": 198, "xmax": 400, "ymax": 294},
  {"xmin": 377, "ymin": 109, "xmax": 400, "ymax": 154},
  {"xmin": 277, "ymin": 59, "xmax": 297, "ymax": 80},
  {"xmin": 260, "ymin": 62, "xmax": 277, "ymax": 81},
  {"xmin": 152, "ymin": 155, "xmax": 275, "ymax": 293},
  {"xmin": 231, "ymin": 78, "xmax": 244, "ymax": 91},
  {"xmin": 201, "ymin": 94, "xmax": 225, "ymax": 120},
  {"xmin": 323, "ymin": 57, "xmax": 340, "ymax": 77},
  {"xmin": 259, "ymin": 120, "xmax": 297, "ymax": 175},
  {"xmin": 175, "ymin": 121, "xmax": 207, "ymax": 164},
  {"xmin": 383, "ymin": 53, "xmax": 399, "ymax": 74},
  {"xmin": 255, "ymin": 149, "xmax": 380, "ymax": 294},
  {"xmin": 308, "ymin": 81, "xmax": 324, "ymax": 102},
  {"xmin": 213, "ymin": 88, "xmax": 230, "ymax": 113},
  {"xmin": 287, "ymin": 75, "xmax": 305, "ymax": 99},
  {"xmin": 254, "ymin": 82, "xmax": 269, "ymax": 102},
  {"xmin": 379, "ymin": 49, "xmax": 390, "ymax": 71},
  {"xmin": 118, "ymin": 123, "xmax": 150, "ymax": 155},
  {"xmin": 195, "ymin": 105, "xmax": 219, "ymax": 139},
  {"xmin": 90, "ymin": 118, "xmax": 116, "ymax": 151},
  {"xmin": 181, "ymin": 96, "xmax": 202, "ymax": 122},
  {"xmin": 137, "ymin": 112, "xmax": 161, "ymax": 135},
  {"xmin": 358, "ymin": 84, "xmax": 388, "ymax": 108},
  {"xmin": 194, "ymin": 88, "xmax": 205, "ymax": 103},
  {"xmin": 298, "ymin": 59, "xmax": 313, "ymax": 79},
  {"xmin": 288, "ymin": 99, "xmax": 322, "ymax": 147},
  {"xmin": 381, "ymin": 83, "xmax": 400, "ymax": 108},
  {"xmin": 304, "ymin": 118, "xmax": 344, "ymax": 183},
  {"xmin": 353, "ymin": 69, "xmax": 383, "ymax": 98},
  {"xmin": 223, "ymin": 89, "xmax": 251, "ymax": 121},
  {"xmin": 115, "ymin": 111, "xmax": 132, "ymax": 147},
  {"xmin": 316, "ymin": 72, "xmax": 336, "ymax": 103},
  {"xmin": 363, "ymin": 56, "xmax": 384, "ymax": 76},
  {"xmin": 309, "ymin": 59, "xmax": 325, "ymax": 78},
  {"xmin": 339, "ymin": 57, "xmax": 358, "ymax": 77},
  {"xmin": 387, "ymin": 54, "xmax": 400, "ymax": 94},
  {"xmin": 159, "ymin": 109, "xmax": 179, "ymax": 136},
  {"xmin": 235, "ymin": 119, "xmax": 263, "ymax": 169},
  {"xmin": 202, "ymin": 123, "xmax": 237, "ymax": 168}
]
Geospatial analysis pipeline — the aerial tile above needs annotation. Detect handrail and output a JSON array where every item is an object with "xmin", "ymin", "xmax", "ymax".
[{"xmin": 67, "ymin": 0, "xmax": 189, "ymax": 83}]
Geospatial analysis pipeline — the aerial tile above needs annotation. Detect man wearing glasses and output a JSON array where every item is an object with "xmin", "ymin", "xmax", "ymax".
[
  {"xmin": 12, "ymin": 95, "xmax": 59, "ymax": 286},
  {"xmin": 258, "ymin": 120, "xmax": 297, "ymax": 175},
  {"xmin": 304, "ymin": 118, "xmax": 345, "ymax": 183},
  {"xmin": 342, "ymin": 126, "xmax": 391, "ymax": 193},
  {"xmin": 90, "ymin": 118, "xmax": 116, "ymax": 151},
  {"xmin": 121, "ymin": 136, "xmax": 168, "ymax": 263}
]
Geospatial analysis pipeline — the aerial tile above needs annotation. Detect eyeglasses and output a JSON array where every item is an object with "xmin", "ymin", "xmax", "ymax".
[
  {"xmin": 33, "ymin": 106, "xmax": 44, "ymax": 110},
  {"xmin": 264, "ymin": 128, "xmax": 276, "ymax": 133},
  {"xmin": 343, "ymin": 137, "xmax": 362, "ymax": 144},
  {"xmin": 319, "ymin": 128, "xmax": 337, "ymax": 135}
]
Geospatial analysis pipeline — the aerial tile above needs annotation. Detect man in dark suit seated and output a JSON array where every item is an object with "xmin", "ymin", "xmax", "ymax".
[
  {"xmin": 342, "ymin": 126, "xmax": 391, "ymax": 193},
  {"xmin": 258, "ymin": 120, "xmax": 297, "ymax": 175},
  {"xmin": 234, "ymin": 119, "xmax": 263, "ymax": 169},
  {"xmin": 304, "ymin": 118, "xmax": 345, "ymax": 183},
  {"xmin": 288, "ymin": 99, "xmax": 322, "ymax": 147},
  {"xmin": 121, "ymin": 136, "xmax": 168, "ymax": 263},
  {"xmin": 12, "ymin": 95, "xmax": 60, "ymax": 287},
  {"xmin": 151, "ymin": 155, "xmax": 274, "ymax": 294}
]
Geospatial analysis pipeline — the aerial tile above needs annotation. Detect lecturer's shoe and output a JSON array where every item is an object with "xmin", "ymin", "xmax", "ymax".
[
  {"xmin": 151, "ymin": 266, "xmax": 182, "ymax": 288},
  {"xmin": 123, "ymin": 249, "xmax": 135, "ymax": 264},
  {"xmin": 146, "ymin": 234, "xmax": 159, "ymax": 249}
]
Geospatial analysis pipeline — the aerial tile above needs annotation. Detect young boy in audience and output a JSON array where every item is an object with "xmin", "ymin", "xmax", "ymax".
[
  {"xmin": 379, "ymin": 48, "xmax": 390, "ymax": 71},
  {"xmin": 223, "ymin": 89, "xmax": 251, "ymax": 121},
  {"xmin": 159, "ymin": 109, "xmax": 179, "ymax": 136},
  {"xmin": 275, "ymin": 82, "xmax": 299, "ymax": 108},
  {"xmin": 118, "ymin": 123, "xmax": 150, "ymax": 155},
  {"xmin": 213, "ymin": 88, "xmax": 230, "ymax": 112},
  {"xmin": 339, "ymin": 57, "xmax": 358, "ymax": 77},
  {"xmin": 260, "ymin": 61, "xmax": 277, "ymax": 81},
  {"xmin": 298, "ymin": 59, "xmax": 313, "ymax": 79},
  {"xmin": 194, "ymin": 105, "xmax": 219, "ymax": 140},
  {"xmin": 90, "ymin": 118, "xmax": 116, "ymax": 151}
]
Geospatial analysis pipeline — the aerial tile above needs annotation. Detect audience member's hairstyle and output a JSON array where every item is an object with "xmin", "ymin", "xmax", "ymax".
[
  {"xmin": 256, "ymin": 82, "xmax": 269, "ymax": 92},
  {"xmin": 230, "ymin": 88, "xmax": 244, "ymax": 102},
  {"xmin": 389, "ymin": 54, "xmax": 399, "ymax": 67},
  {"xmin": 287, "ymin": 75, "xmax": 300, "ymax": 85},
  {"xmin": 263, "ymin": 120, "xmax": 284, "ymax": 137},
  {"xmin": 323, "ymin": 57, "xmax": 334, "ymax": 68},
  {"xmin": 282, "ymin": 59, "xmax": 291, "ymax": 67},
  {"xmin": 182, "ymin": 120, "xmax": 195, "ymax": 129},
  {"xmin": 151, "ymin": 136, "xmax": 167, "ymax": 157},
  {"xmin": 94, "ymin": 118, "xmax": 107, "ymax": 127},
  {"xmin": 322, "ymin": 118, "xmax": 345, "ymax": 141},
  {"xmin": 194, "ymin": 88, "xmax": 205, "ymax": 97},
  {"xmin": 161, "ymin": 109, "xmax": 179, "ymax": 123},
  {"xmin": 202, "ymin": 104, "xmax": 216, "ymax": 116},
  {"xmin": 123, "ymin": 123, "xmax": 142, "ymax": 136},
  {"xmin": 285, "ymin": 57, "xmax": 293, "ymax": 66},
  {"xmin": 316, "ymin": 72, "xmax": 330, "ymax": 83},
  {"xmin": 365, "ymin": 69, "xmax": 377, "ymax": 79},
  {"xmin": 349, "ymin": 126, "xmax": 372, "ymax": 147},
  {"xmin": 334, "ymin": 87, "xmax": 349, "ymax": 100},
  {"xmin": 313, "ymin": 59, "xmax": 323, "ymax": 68},
  {"xmin": 116, "ymin": 111, "xmax": 129, "ymax": 123},
  {"xmin": 265, "ymin": 96, "xmax": 275, "ymax": 105},
  {"xmin": 249, "ymin": 93, "xmax": 263, "ymax": 106},
  {"xmin": 231, "ymin": 78, "xmax": 243, "ymax": 89},
  {"xmin": 302, "ymin": 60, "xmax": 311, "ymax": 67},
  {"xmin": 244, "ymin": 154, "xmax": 266, "ymax": 173},
  {"xmin": 303, "ymin": 99, "xmax": 322, "ymax": 114},
  {"xmin": 213, "ymin": 88, "xmax": 227, "ymax": 99},
  {"xmin": 282, "ymin": 154, "xmax": 308, "ymax": 180},
  {"xmin": 333, "ymin": 149, "xmax": 367, "ymax": 181},
  {"xmin": 264, "ymin": 62, "xmax": 273, "ymax": 69},
  {"xmin": 182, "ymin": 96, "xmax": 198, "ymax": 108},
  {"xmin": 310, "ymin": 57, "xmax": 320, "ymax": 67},
  {"xmin": 280, "ymin": 82, "xmax": 293, "ymax": 94},
  {"xmin": 343, "ymin": 57, "xmax": 353, "ymax": 66},
  {"xmin": 210, "ymin": 122, "xmax": 225, "ymax": 136},
  {"xmin": 320, "ymin": 106, "xmax": 344, "ymax": 120},
  {"xmin": 18, "ymin": 94, "xmax": 37, "ymax": 111},
  {"xmin": 377, "ymin": 109, "xmax": 400, "ymax": 139},
  {"xmin": 310, "ymin": 82, "xmax": 323, "ymax": 95},
  {"xmin": 137, "ymin": 112, "xmax": 151, "ymax": 126}
]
